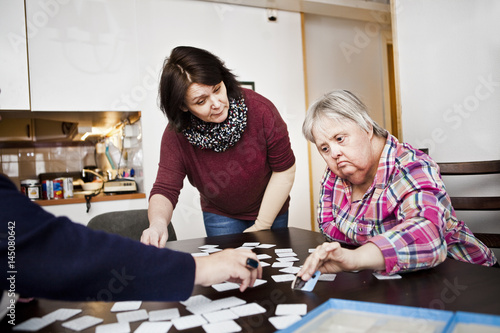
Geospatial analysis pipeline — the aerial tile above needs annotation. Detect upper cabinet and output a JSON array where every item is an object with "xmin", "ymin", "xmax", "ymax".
[
  {"xmin": 26, "ymin": 0, "xmax": 140, "ymax": 111},
  {"xmin": 0, "ymin": 1, "xmax": 30, "ymax": 110}
]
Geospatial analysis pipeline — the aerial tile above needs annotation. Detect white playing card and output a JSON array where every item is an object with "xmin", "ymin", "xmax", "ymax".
[
  {"xmin": 148, "ymin": 308, "xmax": 180, "ymax": 321},
  {"xmin": 201, "ymin": 248, "xmax": 223, "ymax": 253},
  {"xmin": 116, "ymin": 309, "xmax": 148, "ymax": 323},
  {"xmin": 230, "ymin": 303, "xmax": 266, "ymax": 317},
  {"xmin": 275, "ymin": 248, "xmax": 293, "ymax": 253},
  {"xmin": 212, "ymin": 282, "xmax": 241, "ymax": 292},
  {"xmin": 318, "ymin": 274, "xmax": 337, "ymax": 281},
  {"xmin": 199, "ymin": 245, "xmax": 219, "ymax": 249},
  {"xmin": 277, "ymin": 257, "xmax": 300, "ymax": 262},
  {"xmin": 242, "ymin": 242, "xmax": 260, "ymax": 247},
  {"xmin": 13, "ymin": 317, "xmax": 54, "ymax": 331},
  {"xmin": 202, "ymin": 309, "xmax": 239, "ymax": 323},
  {"xmin": 256, "ymin": 244, "xmax": 276, "ymax": 248},
  {"xmin": 275, "ymin": 304, "xmax": 307, "ymax": 316},
  {"xmin": 373, "ymin": 272, "xmax": 402, "ymax": 280},
  {"xmin": 256, "ymin": 254, "xmax": 272, "ymax": 260},
  {"xmin": 279, "ymin": 266, "xmax": 301, "ymax": 274},
  {"xmin": 268, "ymin": 315, "xmax": 302, "ymax": 330},
  {"xmin": 62, "ymin": 315, "xmax": 103, "ymax": 331},
  {"xmin": 191, "ymin": 252, "xmax": 210, "ymax": 257},
  {"xmin": 95, "ymin": 322, "xmax": 130, "ymax": 333},
  {"xmin": 135, "ymin": 321, "xmax": 173, "ymax": 333},
  {"xmin": 272, "ymin": 262, "xmax": 294, "ymax": 268},
  {"xmin": 202, "ymin": 320, "xmax": 242, "ymax": 333},
  {"xmin": 42, "ymin": 308, "xmax": 82, "ymax": 322},
  {"xmin": 276, "ymin": 252, "xmax": 297, "ymax": 258},
  {"xmin": 211, "ymin": 296, "xmax": 246, "ymax": 310},
  {"xmin": 187, "ymin": 301, "xmax": 222, "ymax": 315},
  {"xmin": 271, "ymin": 274, "xmax": 296, "ymax": 282},
  {"xmin": 259, "ymin": 261, "xmax": 271, "ymax": 267},
  {"xmin": 111, "ymin": 301, "xmax": 142, "ymax": 312},
  {"xmin": 172, "ymin": 314, "xmax": 207, "ymax": 330},
  {"xmin": 252, "ymin": 279, "xmax": 267, "ymax": 287},
  {"xmin": 180, "ymin": 295, "xmax": 212, "ymax": 307}
]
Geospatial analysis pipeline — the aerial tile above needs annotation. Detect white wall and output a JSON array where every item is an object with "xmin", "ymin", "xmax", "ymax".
[
  {"xmin": 393, "ymin": 0, "xmax": 500, "ymax": 233},
  {"xmin": 304, "ymin": 14, "xmax": 391, "ymax": 230},
  {"xmin": 136, "ymin": 0, "xmax": 310, "ymax": 239}
]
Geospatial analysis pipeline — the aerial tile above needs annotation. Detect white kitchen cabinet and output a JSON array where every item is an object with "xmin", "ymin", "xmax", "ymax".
[
  {"xmin": 0, "ymin": 1, "xmax": 30, "ymax": 110},
  {"xmin": 26, "ymin": 0, "xmax": 140, "ymax": 111},
  {"xmin": 41, "ymin": 197, "xmax": 147, "ymax": 226}
]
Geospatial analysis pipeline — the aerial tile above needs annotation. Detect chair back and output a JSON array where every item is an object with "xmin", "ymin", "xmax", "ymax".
[
  {"xmin": 438, "ymin": 160, "xmax": 500, "ymax": 248},
  {"xmin": 87, "ymin": 209, "xmax": 177, "ymax": 243}
]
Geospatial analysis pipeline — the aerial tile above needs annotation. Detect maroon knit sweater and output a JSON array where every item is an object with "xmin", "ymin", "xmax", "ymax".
[{"xmin": 150, "ymin": 88, "xmax": 295, "ymax": 220}]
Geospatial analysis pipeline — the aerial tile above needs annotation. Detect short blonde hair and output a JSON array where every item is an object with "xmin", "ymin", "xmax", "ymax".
[{"xmin": 302, "ymin": 90, "xmax": 387, "ymax": 143}]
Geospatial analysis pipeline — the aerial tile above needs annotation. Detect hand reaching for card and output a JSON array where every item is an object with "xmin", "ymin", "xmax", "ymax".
[
  {"xmin": 194, "ymin": 249, "xmax": 262, "ymax": 292},
  {"xmin": 297, "ymin": 242, "xmax": 386, "ymax": 281}
]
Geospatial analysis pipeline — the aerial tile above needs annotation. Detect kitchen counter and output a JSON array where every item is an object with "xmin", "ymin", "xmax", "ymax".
[{"xmin": 35, "ymin": 192, "xmax": 146, "ymax": 206}]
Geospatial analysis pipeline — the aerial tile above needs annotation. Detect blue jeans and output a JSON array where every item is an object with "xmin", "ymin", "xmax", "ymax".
[{"xmin": 203, "ymin": 211, "xmax": 289, "ymax": 237}]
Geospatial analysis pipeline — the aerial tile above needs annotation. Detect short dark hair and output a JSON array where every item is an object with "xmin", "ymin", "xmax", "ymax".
[{"xmin": 158, "ymin": 46, "xmax": 242, "ymax": 132}]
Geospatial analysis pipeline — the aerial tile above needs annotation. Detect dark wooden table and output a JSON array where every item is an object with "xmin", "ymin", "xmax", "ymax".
[{"xmin": 2, "ymin": 227, "xmax": 499, "ymax": 332}]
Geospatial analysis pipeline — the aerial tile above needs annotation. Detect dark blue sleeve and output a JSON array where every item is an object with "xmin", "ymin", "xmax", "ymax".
[{"xmin": 0, "ymin": 174, "xmax": 195, "ymax": 302}]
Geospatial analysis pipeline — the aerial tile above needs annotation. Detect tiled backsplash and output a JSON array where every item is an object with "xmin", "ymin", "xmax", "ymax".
[{"xmin": 0, "ymin": 146, "xmax": 95, "ymax": 189}]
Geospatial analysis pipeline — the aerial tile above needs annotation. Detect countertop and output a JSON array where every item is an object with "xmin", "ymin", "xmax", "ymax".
[{"xmin": 34, "ymin": 192, "xmax": 146, "ymax": 206}]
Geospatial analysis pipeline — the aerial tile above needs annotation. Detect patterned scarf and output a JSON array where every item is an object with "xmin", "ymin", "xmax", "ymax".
[{"xmin": 182, "ymin": 97, "xmax": 248, "ymax": 152}]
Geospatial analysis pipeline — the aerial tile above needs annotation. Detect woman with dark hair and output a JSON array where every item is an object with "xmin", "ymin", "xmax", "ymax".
[{"xmin": 141, "ymin": 46, "xmax": 296, "ymax": 247}]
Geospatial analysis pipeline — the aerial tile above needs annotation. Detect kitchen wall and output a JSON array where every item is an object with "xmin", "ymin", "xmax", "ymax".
[{"xmin": 0, "ymin": 145, "xmax": 95, "ymax": 189}]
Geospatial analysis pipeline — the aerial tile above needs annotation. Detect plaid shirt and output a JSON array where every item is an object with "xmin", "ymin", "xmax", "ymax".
[{"xmin": 318, "ymin": 135, "xmax": 497, "ymax": 274}]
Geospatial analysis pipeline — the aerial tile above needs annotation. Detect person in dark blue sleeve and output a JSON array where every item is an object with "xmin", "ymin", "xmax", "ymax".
[{"xmin": 0, "ymin": 173, "xmax": 261, "ymax": 305}]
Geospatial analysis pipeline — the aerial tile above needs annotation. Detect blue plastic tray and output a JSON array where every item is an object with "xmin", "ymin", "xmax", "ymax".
[
  {"xmin": 443, "ymin": 311, "xmax": 500, "ymax": 332},
  {"xmin": 279, "ymin": 298, "xmax": 455, "ymax": 333}
]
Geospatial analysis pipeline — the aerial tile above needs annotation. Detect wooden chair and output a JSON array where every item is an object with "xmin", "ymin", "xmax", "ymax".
[
  {"xmin": 438, "ymin": 160, "xmax": 500, "ymax": 248},
  {"xmin": 87, "ymin": 209, "xmax": 177, "ymax": 244}
]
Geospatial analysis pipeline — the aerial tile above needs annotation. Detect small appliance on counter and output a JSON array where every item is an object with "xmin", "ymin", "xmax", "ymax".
[{"xmin": 103, "ymin": 178, "xmax": 137, "ymax": 194}]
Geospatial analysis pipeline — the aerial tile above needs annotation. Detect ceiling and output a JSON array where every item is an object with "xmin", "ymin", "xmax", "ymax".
[{"xmin": 199, "ymin": 0, "xmax": 391, "ymax": 25}]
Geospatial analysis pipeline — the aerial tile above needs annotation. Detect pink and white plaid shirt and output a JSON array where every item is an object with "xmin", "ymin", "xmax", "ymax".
[{"xmin": 318, "ymin": 134, "xmax": 497, "ymax": 274}]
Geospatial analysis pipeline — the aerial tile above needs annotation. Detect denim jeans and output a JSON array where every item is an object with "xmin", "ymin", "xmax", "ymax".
[{"xmin": 203, "ymin": 211, "xmax": 289, "ymax": 237}]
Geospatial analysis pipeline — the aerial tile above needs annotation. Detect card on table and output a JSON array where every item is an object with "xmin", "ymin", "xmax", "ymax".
[
  {"xmin": 42, "ymin": 308, "xmax": 82, "ymax": 322},
  {"xmin": 279, "ymin": 266, "xmax": 301, "ymax": 274},
  {"xmin": 148, "ymin": 308, "xmax": 180, "ymax": 321},
  {"xmin": 135, "ymin": 321, "xmax": 173, "ymax": 333},
  {"xmin": 61, "ymin": 315, "xmax": 103, "ymax": 331},
  {"xmin": 202, "ymin": 319, "xmax": 242, "ymax": 333},
  {"xmin": 268, "ymin": 315, "xmax": 302, "ymax": 330},
  {"xmin": 272, "ymin": 262, "xmax": 294, "ymax": 268},
  {"xmin": 256, "ymin": 243, "xmax": 276, "ymax": 248},
  {"xmin": 271, "ymin": 274, "xmax": 296, "ymax": 282},
  {"xmin": 230, "ymin": 303, "xmax": 266, "ymax": 317},
  {"xmin": 116, "ymin": 309, "xmax": 148, "ymax": 323},
  {"xmin": 95, "ymin": 322, "xmax": 130, "ymax": 333},
  {"xmin": 172, "ymin": 314, "xmax": 208, "ymax": 330},
  {"xmin": 256, "ymin": 254, "xmax": 272, "ymax": 260},
  {"xmin": 202, "ymin": 309, "xmax": 239, "ymax": 323},
  {"xmin": 13, "ymin": 317, "xmax": 54, "ymax": 331},
  {"xmin": 275, "ymin": 303, "xmax": 308, "ymax": 316},
  {"xmin": 180, "ymin": 294, "xmax": 212, "ymax": 307},
  {"xmin": 373, "ymin": 272, "xmax": 402, "ymax": 280},
  {"xmin": 212, "ymin": 281, "xmax": 241, "ymax": 292},
  {"xmin": 110, "ymin": 301, "xmax": 142, "ymax": 312},
  {"xmin": 318, "ymin": 273, "xmax": 337, "ymax": 281}
]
